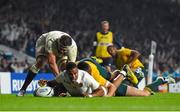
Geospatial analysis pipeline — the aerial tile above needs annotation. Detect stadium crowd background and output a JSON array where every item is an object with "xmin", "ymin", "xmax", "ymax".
[{"xmin": 0, "ymin": 0, "xmax": 179, "ymax": 80}]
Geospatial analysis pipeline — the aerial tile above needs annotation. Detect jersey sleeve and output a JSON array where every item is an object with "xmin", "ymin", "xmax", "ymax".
[{"xmin": 85, "ymin": 72, "xmax": 100, "ymax": 91}]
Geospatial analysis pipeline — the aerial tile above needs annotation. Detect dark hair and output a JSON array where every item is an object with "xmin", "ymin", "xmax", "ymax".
[
  {"xmin": 66, "ymin": 62, "xmax": 77, "ymax": 71},
  {"xmin": 77, "ymin": 61, "xmax": 90, "ymax": 72},
  {"xmin": 59, "ymin": 35, "xmax": 72, "ymax": 47}
]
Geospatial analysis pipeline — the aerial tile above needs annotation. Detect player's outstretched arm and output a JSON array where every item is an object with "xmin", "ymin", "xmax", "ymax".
[{"xmin": 47, "ymin": 53, "xmax": 60, "ymax": 76}]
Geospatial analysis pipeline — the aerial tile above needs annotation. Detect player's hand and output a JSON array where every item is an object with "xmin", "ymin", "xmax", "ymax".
[
  {"xmin": 59, "ymin": 93, "xmax": 67, "ymax": 97},
  {"xmin": 38, "ymin": 79, "xmax": 48, "ymax": 87}
]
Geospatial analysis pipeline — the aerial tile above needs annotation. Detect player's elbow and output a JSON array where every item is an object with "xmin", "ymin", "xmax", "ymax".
[
  {"xmin": 135, "ymin": 51, "xmax": 141, "ymax": 58},
  {"xmin": 131, "ymin": 50, "xmax": 141, "ymax": 58}
]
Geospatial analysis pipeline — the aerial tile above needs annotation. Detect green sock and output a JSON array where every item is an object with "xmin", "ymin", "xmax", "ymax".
[{"xmin": 146, "ymin": 79, "xmax": 164, "ymax": 92}]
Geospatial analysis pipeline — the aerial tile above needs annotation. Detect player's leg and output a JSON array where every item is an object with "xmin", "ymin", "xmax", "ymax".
[
  {"xmin": 17, "ymin": 56, "xmax": 47, "ymax": 96},
  {"xmin": 17, "ymin": 36, "xmax": 47, "ymax": 96},
  {"xmin": 122, "ymin": 64, "xmax": 138, "ymax": 86},
  {"xmin": 115, "ymin": 84, "xmax": 150, "ymax": 96},
  {"xmin": 134, "ymin": 67, "xmax": 145, "ymax": 88},
  {"xmin": 112, "ymin": 70, "xmax": 126, "ymax": 87},
  {"xmin": 111, "ymin": 67, "xmax": 138, "ymax": 88},
  {"xmin": 126, "ymin": 76, "xmax": 175, "ymax": 96},
  {"xmin": 113, "ymin": 70, "xmax": 150, "ymax": 97},
  {"xmin": 115, "ymin": 84, "xmax": 127, "ymax": 96},
  {"xmin": 126, "ymin": 85, "xmax": 150, "ymax": 96},
  {"xmin": 145, "ymin": 76, "xmax": 175, "ymax": 92}
]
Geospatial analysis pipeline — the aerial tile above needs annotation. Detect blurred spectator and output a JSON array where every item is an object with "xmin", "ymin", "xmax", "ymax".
[
  {"xmin": 10, "ymin": 61, "xmax": 28, "ymax": 73},
  {"xmin": 0, "ymin": 58, "xmax": 10, "ymax": 72},
  {"xmin": 92, "ymin": 21, "xmax": 113, "ymax": 72},
  {"xmin": 0, "ymin": 0, "xmax": 179, "ymax": 75}
]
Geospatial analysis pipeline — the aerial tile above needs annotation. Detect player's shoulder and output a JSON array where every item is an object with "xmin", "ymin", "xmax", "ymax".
[
  {"xmin": 119, "ymin": 47, "xmax": 131, "ymax": 52},
  {"xmin": 96, "ymin": 31, "xmax": 102, "ymax": 35},
  {"xmin": 78, "ymin": 70, "xmax": 92, "ymax": 79},
  {"xmin": 78, "ymin": 70, "xmax": 96, "ymax": 85},
  {"xmin": 118, "ymin": 48, "xmax": 131, "ymax": 56},
  {"xmin": 96, "ymin": 31, "xmax": 112, "ymax": 35},
  {"xmin": 108, "ymin": 31, "xmax": 113, "ymax": 34},
  {"xmin": 78, "ymin": 69, "xmax": 89, "ymax": 76}
]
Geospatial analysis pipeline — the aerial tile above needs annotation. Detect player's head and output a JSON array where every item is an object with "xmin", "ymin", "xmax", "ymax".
[
  {"xmin": 58, "ymin": 35, "xmax": 72, "ymax": 54},
  {"xmin": 107, "ymin": 45, "xmax": 117, "ymax": 56},
  {"xmin": 59, "ymin": 35, "xmax": 72, "ymax": 47},
  {"xmin": 77, "ymin": 61, "xmax": 91, "ymax": 74},
  {"xmin": 101, "ymin": 20, "xmax": 109, "ymax": 32},
  {"xmin": 66, "ymin": 62, "xmax": 78, "ymax": 82}
]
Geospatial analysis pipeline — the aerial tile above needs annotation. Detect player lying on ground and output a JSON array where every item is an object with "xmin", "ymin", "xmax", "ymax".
[
  {"xmin": 37, "ymin": 57, "xmax": 136, "ymax": 97},
  {"xmin": 36, "ymin": 59, "xmax": 175, "ymax": 97},
  {"xmin": 17, "ymin": 31, "xmax": 77, "ymax": 96},
  {"xmin": 36, "ymin": 68, "xmax": 173, "ymax": 97},
  {"xmin": 37, "ymin": 62, "xmax": 107, "ymax": 97},
  {"xmin": 77, "ymin": 60, "xmax": 153, "ymax": 96},
  {"xmin": 77, "ymin": 57, "xmax": 138, "ymax": 86}
]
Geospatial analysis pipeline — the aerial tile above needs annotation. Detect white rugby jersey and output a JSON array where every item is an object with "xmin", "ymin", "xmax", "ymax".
[
  {"xmin": 43, "ymin": 31, "xmax": 77, "ymax": 62},
  {"xmin": 55, "ymin": 70, "xmax": 100, "ymax": 96}
]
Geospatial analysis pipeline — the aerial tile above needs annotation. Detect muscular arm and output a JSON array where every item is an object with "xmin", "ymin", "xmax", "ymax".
[
  {"xmin": 127, "ymin": 50, "xmax": 140, "ymax": 67},
  {"xmin": 47, "ymin": 53, "xmax": 60, "ymax": 76}
]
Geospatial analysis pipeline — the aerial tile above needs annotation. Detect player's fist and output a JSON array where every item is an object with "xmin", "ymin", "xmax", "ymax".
[{"xmin": 38, "ymin": 79, "xmax": 48, "ymax": 87}]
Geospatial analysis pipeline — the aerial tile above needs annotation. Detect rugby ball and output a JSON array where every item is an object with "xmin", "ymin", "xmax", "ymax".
[{"xmin": 34, "ymin": 86, "xmax": 54, "ymax": 97}]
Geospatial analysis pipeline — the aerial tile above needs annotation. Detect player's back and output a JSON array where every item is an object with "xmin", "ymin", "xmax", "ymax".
[{"xmin": 43, "ymin": 31, "xmax": 71, "ymax": 41}]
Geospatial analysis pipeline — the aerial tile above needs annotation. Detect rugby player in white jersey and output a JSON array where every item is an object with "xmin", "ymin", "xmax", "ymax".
[
  {"xmin": 17, "ymin": 31, "xmax": 77, "ymax": 96},
  {"xmin": 56, "ymin": 62, "xmax": 105, "ymax": 97},
  {"xmin": 38, "ymin": 62, "xmax": 106, "ymax": 97}
]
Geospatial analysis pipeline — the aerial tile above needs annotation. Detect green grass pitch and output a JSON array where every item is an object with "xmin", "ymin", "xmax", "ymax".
[{"xmin": 0, "ymin": 93, "xmax": 180, "ymax": 111}]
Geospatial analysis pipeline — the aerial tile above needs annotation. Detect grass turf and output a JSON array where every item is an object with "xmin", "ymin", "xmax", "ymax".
[{"xmin": 0, "ymin": 93, "xmax": 180, "ymax": 111}]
